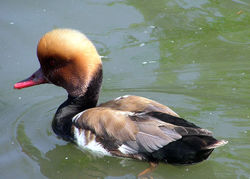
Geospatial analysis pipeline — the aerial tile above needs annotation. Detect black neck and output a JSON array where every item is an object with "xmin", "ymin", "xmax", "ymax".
[{"xmin": 52, "ymin": 67, "xmax": 103, "ymax": 140}]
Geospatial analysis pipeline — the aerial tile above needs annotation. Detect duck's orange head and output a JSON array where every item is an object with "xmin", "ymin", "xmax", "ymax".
[{"xmin": 14, "ymin": 29, "xmax": 102, "ymax": 97}]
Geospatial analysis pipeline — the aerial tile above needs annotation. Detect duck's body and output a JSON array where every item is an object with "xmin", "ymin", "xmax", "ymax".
[{"xmin": 14, "ymin": 29, "xmax": 227, "ymax": 166}]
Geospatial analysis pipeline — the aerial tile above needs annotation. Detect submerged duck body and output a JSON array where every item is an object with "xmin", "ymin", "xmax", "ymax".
[{"xmin": 14, "ymin": 29, "xmax": 227, "ymax": 165}]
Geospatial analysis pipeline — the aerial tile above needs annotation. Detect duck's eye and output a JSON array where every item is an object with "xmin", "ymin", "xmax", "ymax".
[{"xmin": 49, "ymin": 59, "xmax": 56, "ymax": 66}]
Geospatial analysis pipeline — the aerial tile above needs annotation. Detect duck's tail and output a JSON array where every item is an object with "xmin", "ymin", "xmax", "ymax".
[
  {"xmin": 203, "ymin": 139, "xmax": 228, "ymax": 149},
  {"xmin": 151, "ymin": 136, "xmax": 227, "ymax": 165}
]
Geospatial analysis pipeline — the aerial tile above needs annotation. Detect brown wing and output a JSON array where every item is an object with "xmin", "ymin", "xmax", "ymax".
[
  {"xmin": 98, "ymin": 95, "xmax": 179, "ymax": 117},
  {"xmin": 73, "ymin": 107, "xmax": 138, "ymax": 142},
  {"xmin": 73, "ymin": 107, "xmax": 212, "ymax": 154}
]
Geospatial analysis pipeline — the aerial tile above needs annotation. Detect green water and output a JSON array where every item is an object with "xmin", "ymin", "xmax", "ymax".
[{"xmin": 0, "ymin": 0, "xmax": 249, "ymax": 178}]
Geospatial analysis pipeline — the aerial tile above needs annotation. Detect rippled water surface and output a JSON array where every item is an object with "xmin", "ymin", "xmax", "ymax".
[{"xmin": 1, "ymin": 0, "xmax": 250, "ymax": 178}]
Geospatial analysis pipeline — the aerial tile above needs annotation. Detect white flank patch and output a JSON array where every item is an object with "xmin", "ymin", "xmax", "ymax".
[
  {"xmin": 115, "ymin": 95, "xmax": 130, "ymax": 101},
  {"xmin": 118, "ymin": 144, "xmax": 137, "ymax": 154},
  {"xmin": 73, "ymin": 127, "xmax": 111, "ymax": 156}
]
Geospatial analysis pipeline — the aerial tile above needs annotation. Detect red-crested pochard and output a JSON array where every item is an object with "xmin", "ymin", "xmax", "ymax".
[{"xmin": 14, "ymin": 29, "xmax": 227, "ymax": 174}]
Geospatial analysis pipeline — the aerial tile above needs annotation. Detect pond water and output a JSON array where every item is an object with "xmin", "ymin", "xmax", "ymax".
[{"xmin": 0, "ymin": 0, "xmax": 250, "ymax": 178}]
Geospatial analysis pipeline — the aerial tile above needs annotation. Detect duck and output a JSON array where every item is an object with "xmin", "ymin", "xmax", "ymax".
[{"xmin": 14, "ymin": 28, "xmax": 227, "ymax": 173}]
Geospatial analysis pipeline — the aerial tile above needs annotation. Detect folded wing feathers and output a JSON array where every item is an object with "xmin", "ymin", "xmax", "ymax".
[
  {"xmin": 73, "ymin": 108, "xmax": 137, "ymax": 142},
  {"xmin": 173, "ymin": 126, "xmax": 213, "ymax": 136},
  {"xmin": 136, "ymin": 132, "xmax": 172, "ymax": 152},
  {"xmin": 133, "ymin": 114, "xmax": 213, "ymax": 153},
  {"xmin": 74, "ymin": 108, "xmax": 214, "ymax": 154}
]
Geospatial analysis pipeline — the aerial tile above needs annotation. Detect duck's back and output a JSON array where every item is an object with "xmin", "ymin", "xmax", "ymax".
[
  {"xmin": 72, "ymin": 95, "xmax": 227, "ymax": 164},
  {"xmin": 99, "ymin": 95, "xmax": 179, "ymax": 116}
]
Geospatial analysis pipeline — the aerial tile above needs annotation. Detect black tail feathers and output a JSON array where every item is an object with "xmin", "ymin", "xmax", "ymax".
[{"xmin": 150, "ymin": 136, "xmax": 226, "ymax": 165}]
